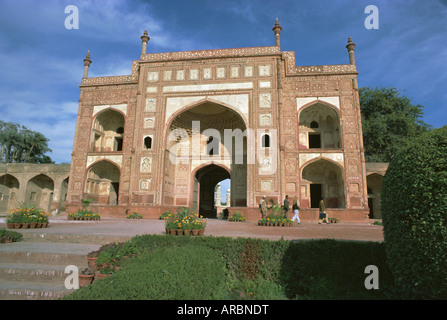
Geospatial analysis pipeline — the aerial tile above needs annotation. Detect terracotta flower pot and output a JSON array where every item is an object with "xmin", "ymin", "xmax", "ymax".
[
  {"xmin": 198, "ymin": 229, "xmax": 205, "ymax": 236},
  {"xmin": 14, "ymin": 223, "xmax": 22, "ymax": 229},
  {"xmin": 95, "ymin": 273, "xmax": 108, "ymax": 280},
  {"xmin": 22, "ymin": 223, "xmax": 29, "ymax": 229},
  {"xmin": 176, "ymin": 229, "xmax": 184, "ymax": 236},
  {"xmin": 169, "ymin": 229, "xmax": 176, "ymax": 235},
  {"xmin": 87, "ymin": 257, "xmax": 97, "ymax": 269},
  {"xmin": 192, "ymin": 229, "xmax": 199, "ymax": 236},
  {"xmin": 7, "ymin": 223, "xmax": 14, "ymax": 229},
  {"xmin": 79, "ymin": 274, "xmax": 94, "ymax": 288},
  {"xmin": 184, "ymin": 229, "xmax": 191, "ymax": 235},
  {"xmin": 30, "ymin": 223, "xmax": 37, "ymax": 229}
]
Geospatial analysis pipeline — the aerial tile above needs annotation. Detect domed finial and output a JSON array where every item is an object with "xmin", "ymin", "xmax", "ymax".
[
  {"xmin": 346, "ymin": 36, "xmax": 356, "ymax": 65},
  {"xmin": 141, "ymin": 29, "xmax": 150, "ymax": 55},
  {"xmin": 84, "ymin": 50, "xmax": 91, "ymax": 65},
  {"xmin": 272, "ymin": 18, "xmax": 282, "ymax": 47}
]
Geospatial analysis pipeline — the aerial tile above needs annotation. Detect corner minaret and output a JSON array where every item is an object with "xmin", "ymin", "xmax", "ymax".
[
  {"xmin": 141, "ymin": 29, "xmax": 150, "ymax": 55},
  {"xmin": 346, "ymin": 36, "xmax": 356, "ymax": 65},
  {"xmin": 272, "ymin": 18, "xmax": 282, "ymax": 47},
  {"xmin": 83, "ymin": 50, "xmax": 92, "ymax": 78}
]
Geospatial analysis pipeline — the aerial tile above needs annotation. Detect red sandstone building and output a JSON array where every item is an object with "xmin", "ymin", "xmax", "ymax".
[{"xmin": 64, "ymin": 20, "xmax": 371, "ymax": 222}]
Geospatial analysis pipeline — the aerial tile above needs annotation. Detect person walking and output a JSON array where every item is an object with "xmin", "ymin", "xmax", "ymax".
[
  {"xmin": 259, "ymin": 195, "xmax": 267, "ymax": 219},
  {"xmin": 319, "ymin": 196, "xmax": 328, "ymax": 224},
  {"xmin": 283, "ymin": 195, "xmax": 290, "ymax": 219},
  {"xmin": 291, "ymin": 197, "xmax": 300, "ymax": 224}
]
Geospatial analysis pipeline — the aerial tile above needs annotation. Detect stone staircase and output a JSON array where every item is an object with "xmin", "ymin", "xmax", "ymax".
[{"xmin": 0, "ymin": 231, "xmax": 130, "ymax": 300}]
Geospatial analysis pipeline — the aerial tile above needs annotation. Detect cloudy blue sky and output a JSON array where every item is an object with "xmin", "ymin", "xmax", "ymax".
[{"xmin": 0, "ymin": 0, "xmax": 446, "ymax": 164}]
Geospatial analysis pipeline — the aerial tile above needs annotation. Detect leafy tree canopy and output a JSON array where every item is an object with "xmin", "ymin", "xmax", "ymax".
[
  {"xmin": 0, "ymin": 120, "xmax": 53, "ymax": 164},
  {"xmin": 359, "ymin": 87, "xmax": 432, "ymax": 162}
]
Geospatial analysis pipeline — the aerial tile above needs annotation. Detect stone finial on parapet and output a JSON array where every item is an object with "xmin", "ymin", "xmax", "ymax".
[
  {"xmin": 346, "ymin": 36, "xmax": 356, "ymax": 65},
  {"xmin": 141, "ymin": 29, "xmax": 150, "ymax": 55},
  {"xmin": 83, "ymin": 50, "xmax": 92, "ymax": 78},
  {"xmin": 272, "ymin": 18, "xmax": 282, "ymax": 47}
]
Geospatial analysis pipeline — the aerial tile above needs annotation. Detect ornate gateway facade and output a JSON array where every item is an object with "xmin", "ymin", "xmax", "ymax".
[{"xmin": 66, "ymin": 20, "xmax": 370, "ymax": 221}]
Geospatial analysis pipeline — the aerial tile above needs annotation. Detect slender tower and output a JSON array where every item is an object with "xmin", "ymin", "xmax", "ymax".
[
  {"xmin": 346, "ymin": 36, "xmax": 356, "ymax": 65},
  {"xmin": 272, "ymin": 18, "xmax": 282, "ymax": 47},
  {"xmin": 141, "ymin": 29, "xmax": 150, "ymax": 55},
  {"xmin": 82, "ymin": 51, "xmax": 92, "ymax": 78}
]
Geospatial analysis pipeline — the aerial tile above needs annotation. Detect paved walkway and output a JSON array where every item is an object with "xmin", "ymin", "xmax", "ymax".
[{"xmin": 1, "ymin": 216, "xmax": 384, "ymax": 243}]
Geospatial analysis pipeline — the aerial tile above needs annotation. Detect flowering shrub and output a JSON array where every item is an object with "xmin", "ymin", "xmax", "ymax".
[
  {"xmin": 165, "ymin": 207, "xmax": 206, "ymax": 231},
  {"xmin": 68, "ymin": 209, "xmax": 101, "ymax": 220},
  {"xmin": 159, "ymin": 211, "xmax": 171, "ymax": 220},
  {"xmin": 126, "ymin": 211, "xmax": 143, "ymax": 219},
  {"xmin": 228, "ymin": 211, "xmax": 246, "ymax": 222},
  {"xmin": 258, "ymin": 214, "xmax": 292, "ymax": 226},
  {"xmin": 6, "ymin": 203, "xmax": 49, "ymax": 227}
]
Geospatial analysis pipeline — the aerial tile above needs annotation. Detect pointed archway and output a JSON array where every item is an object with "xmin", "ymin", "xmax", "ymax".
[
  {"xmin": 193, "ymin": 164, "xmax": 230, "ymax": 218},
  {"xmin": 164, "ymin": 100, "xmax": 247, "ymax": 210}
]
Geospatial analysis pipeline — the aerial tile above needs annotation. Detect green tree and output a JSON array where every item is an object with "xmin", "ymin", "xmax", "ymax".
[
  {"xmin": 381, "ymin": 126, "xmax": 447, "ymax": 299},
  {"xmin": 0, "ymin": 120, "xmax": 53, "ymax": 164},
  {"xmin": 359, "ymin": 87, "xmax": 431, "ymax": 162}
]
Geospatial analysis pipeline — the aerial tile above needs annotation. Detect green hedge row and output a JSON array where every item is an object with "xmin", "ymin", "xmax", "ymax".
[
  {"xmin": 0, "ymin": 228, "xmax": 23, "ymax": 243},
  {"xmin": 64, "ymin": 235, "xmax": 395, "ymax": 300},
  {"xmin": 381, "ymin": 126, "xmax": 447, "ymax": 299}
]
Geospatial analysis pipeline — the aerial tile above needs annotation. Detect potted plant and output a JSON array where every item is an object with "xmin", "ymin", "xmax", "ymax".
[
  {"xmin": 87, "ymin": 249, "xmax": 100, "ymax": 269},
  {"xmin": 13, "ymin": 213, "xmax": 22, "ymax": 229},
  {"xmin": 29, "ymin": 214, "xmax": 39, "ymax": 228},
  {"xmin": 5, "ymin": 214, "xmax": 15, "ymax": 229},
  {"xmin": 40, "ymin": 212, "xmax": 49, "ymax": 228},
  {"xmin": 96, "ymin": 265, "xmax": 115, "ymax": 279},
  {"xmin": 165, "ymin": 218, "xmax": 177, "ymax": 235},
  {"xmin": 79, "ymin": 267, "xmax": 95, "ymax": 287},
  {"xmin": 21, "ymin": 214, "xmax": 31, "ymax": 229}
]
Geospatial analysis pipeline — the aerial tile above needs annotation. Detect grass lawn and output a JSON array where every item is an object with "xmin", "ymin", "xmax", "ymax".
[{"xmin": 63, "ymin": 235, "xmax": 395, "ymax": 300}]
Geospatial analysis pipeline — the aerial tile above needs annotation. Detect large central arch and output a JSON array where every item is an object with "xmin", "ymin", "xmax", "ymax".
[{"xmin": 163, "ymin": 100, "xmax": 248, "ymax": 211}]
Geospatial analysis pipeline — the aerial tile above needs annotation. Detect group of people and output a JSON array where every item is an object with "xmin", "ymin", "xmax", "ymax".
[{"xmin": 259, "ymin": 195, "xmax": 329, "ymax": 224}]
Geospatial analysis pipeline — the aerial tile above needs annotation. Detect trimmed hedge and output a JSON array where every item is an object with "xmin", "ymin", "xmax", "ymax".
[
  {"xmin": 381, "ymin": 126, "xmax": 447, "ymax": 299},
  {"xmin": 0, "ymin": 228, "xmax": 23, "ymax": 243},
  {"xmin": 64, "ymin": 235, "xmax": 394, "ymax": 300}
]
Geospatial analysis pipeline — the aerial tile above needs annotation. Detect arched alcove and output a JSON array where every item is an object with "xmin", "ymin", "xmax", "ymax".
[
  {"xmin": 91, "ymin": 109, "xmax": 125, "ymax": 152},
  {"xmin": 298, "ymin": 102, "xmax": 341, "ymax": 149},
  {"xmin": 301, "ymin": 158, "xmax": 345, "ymax": 208},
  {"xmin": 0, "ymin": 174, "xmax": 20, "ymax": 213},
  {"xmin": 85, "ymin": 160, "xmax": 120, "ymax": 205},
  {"xmin": 25, "ymin": 174, "xmax": 54, "ymax": 212}
]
